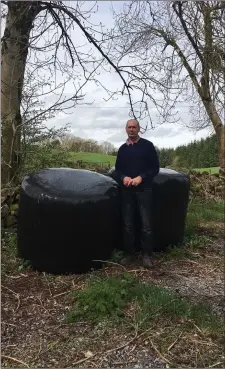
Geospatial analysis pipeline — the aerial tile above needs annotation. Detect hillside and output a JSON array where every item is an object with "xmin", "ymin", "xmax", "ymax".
[
  {"xmin": 66, "ymin": 151, "xmax": 116, "ymax": 166},
  {"xmin": 66, "ymin": 152, "xmax": 219, "ymax": 174}
]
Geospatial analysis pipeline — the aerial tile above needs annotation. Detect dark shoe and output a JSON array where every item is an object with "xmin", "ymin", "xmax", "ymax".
[
  {"xmin": 142, "ymin": 253, "xmax": 152, "ymax": 268},
  {"xmin": 121, "ymin": 254, "xmax": 136, "ymax": 266}
]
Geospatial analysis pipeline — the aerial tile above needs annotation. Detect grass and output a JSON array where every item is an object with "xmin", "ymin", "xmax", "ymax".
[
  {"xmin": 194, "ymin": 167, "xmax": 219, "ymax": 174},
  {"xmin": 63, "ymin": 196, "xmax": 224, "ymax": 366},
  {"xmin": 66, "ymin": 196, "xmax": 224, "ymax": 325},
  {"xmin": 23, "ymin": 149, "xmax": 116, "ymax": 177},
  {"xmin": 160, "ymin": 200, "xmax": 224, "ymax": 260},
  {"xmin": 188, "ymin": 201, "xmax": 224, "ymax": 221},
  {"xmin": 50, "ymin": 149, "xmax": 116, "ymax": 165},
  {"xmin": 65, "ymin": 272, "xmax": 222, "ymax": 337},
  {"xmin": 1, "ymin": 230, "xmax": 31, "ymax": 276},
  {"xmin": 161, "ymin": 235, "xmax": 208, "ymax": 261},
  {"xmin": 132, "ymin": 281, "xmax": 222, "ymax": 335},
  {"xmin": 65, "ymin": 273, "xmax": 136, "ymax": 323},
  {"xmin": 66, "ymin": 151, "xmax": 116, "ymax": 166},
  {"xmin": 185, "ymin": 200, "xmax": 224, "ymax": 238},
  {"xmin": 1, "ymin": 231, "xmax": 18, "ymax": 275}
]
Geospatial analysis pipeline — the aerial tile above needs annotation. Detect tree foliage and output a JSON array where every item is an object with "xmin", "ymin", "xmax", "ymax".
[{"xmin": 157, "ymin": 134, "xmax": 219, "ymax": 170}]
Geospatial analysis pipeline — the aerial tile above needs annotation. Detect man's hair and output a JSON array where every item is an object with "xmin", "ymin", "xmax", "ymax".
[{"xmin": 126, "ymin": 119, "xmax": 140, "ymax": 128}]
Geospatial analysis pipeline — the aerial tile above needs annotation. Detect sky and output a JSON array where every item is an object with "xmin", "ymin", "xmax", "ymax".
[{"xmin": 2, "ymin": 0, "xmax": 212, "ymax": 149}]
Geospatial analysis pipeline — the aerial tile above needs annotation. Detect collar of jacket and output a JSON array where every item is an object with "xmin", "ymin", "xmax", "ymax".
[{"xmin": 126, "ymin": 136, "xmax": 140, "ymax": 145}]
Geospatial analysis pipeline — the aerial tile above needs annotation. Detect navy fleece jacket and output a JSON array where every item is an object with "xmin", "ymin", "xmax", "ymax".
[{"xmin": 115, "ymin": 138, "xmax": 159, "ymax": 188}]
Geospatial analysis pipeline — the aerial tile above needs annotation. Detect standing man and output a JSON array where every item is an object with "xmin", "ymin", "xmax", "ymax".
[{"xmin": 115, "ymin": 119, "xmax": 159, "ymax": 268}]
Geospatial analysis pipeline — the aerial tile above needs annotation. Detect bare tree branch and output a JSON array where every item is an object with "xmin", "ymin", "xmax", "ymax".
[
  {"xmin": 2, "ymin": 0, "xmax": 224, "ymax": 184},
  {"xmin": 107, "ymin": 0, "xmax": 224, "ymax": 174}
]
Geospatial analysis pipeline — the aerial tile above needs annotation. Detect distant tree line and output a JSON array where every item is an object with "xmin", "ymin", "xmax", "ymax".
[
  {"xmin": 48, "ymin": 134, "xmax": 118, "ymax": 156},
  {"xmin": 40, "ymin": 132, "xmax": 218, "ymax": 170},
  {"xmin": 157, "ymin": 135, "xmax": 219, "ymax": 169},
  {"xmin": 55, "ymin": 133, "xmax": 218, "ymax": 169}
]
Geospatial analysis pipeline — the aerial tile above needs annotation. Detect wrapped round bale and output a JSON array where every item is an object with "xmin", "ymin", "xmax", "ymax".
[
  {"xmin": 17, "ymin": 168, "xmax": 120, "ymax": 274},
  {"xmin": 107, "ymin": 167, "xmax": 190, "ymax": 251}
]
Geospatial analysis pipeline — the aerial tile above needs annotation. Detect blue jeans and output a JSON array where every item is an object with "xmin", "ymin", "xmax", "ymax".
[{"xmin": 121, "ymin": 187, "xmax": 153, "ymax": 255}]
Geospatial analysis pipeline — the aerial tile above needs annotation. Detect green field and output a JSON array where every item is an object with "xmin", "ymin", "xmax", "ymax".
[
  {"xmin": 67, "ymin": 154, "xmax": 219, "ymax": 174},
  {"xmin": 67, "ymin": 154, "xmax": 219, "ymax": 173},
  {"xmin": 30, "ymin": 148, "xmax": 220, "ymax": 174},
  {"xmin": 66, "ymin": 151, "xmax": 116, "ymax": 166},
  {"xmin": 194, "ymin": 167, "xmax": 219, "ymax": 174}
]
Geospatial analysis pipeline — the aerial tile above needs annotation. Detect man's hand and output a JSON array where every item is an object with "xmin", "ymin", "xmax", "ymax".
[
  {"xmin": 123, "ymin": 176, "xmax": 132, "ymax": 187},
  {"xmin": 131, "ymin": 176, "xmax": 142, "ymax": 186}
]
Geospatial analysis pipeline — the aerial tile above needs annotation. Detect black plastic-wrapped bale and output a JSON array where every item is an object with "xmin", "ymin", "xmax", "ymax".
[
  {"xmin": 17, "ymin": 168, "xmax": 120, "ymax": 274},
  {"xmin": 151, "ymin": 168, "xmax": 190, "ymax": 251},
  {"xmin": 107, "ymin": 167, "xmax": 190, "ymax": 252}
]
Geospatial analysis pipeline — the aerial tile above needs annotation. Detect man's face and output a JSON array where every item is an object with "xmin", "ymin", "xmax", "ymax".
[{"xmin": 126, "ymin": 120, "xmax": 140, "ymax": 139}]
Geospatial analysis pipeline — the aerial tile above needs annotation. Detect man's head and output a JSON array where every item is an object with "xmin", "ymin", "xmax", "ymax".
[{"xmin": 126, "ymin": 119, "xmax": 140, "ymax": 140}]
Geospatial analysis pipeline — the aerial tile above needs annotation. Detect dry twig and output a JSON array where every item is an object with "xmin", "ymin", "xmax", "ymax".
[
  {"xmin": 1, "ymin": 354, "xmax": 30, "ymax": 368},
  {"xmin": 73, "ymin": 353, "xmax": 97, "ymax": 366},
  {"xmin": 92, "ymin": 259, "xmax": 128, "ymax": 271},
  {"xmin": 210, "ymin": 361, "xmax": 224, "ymax": 368},
  {"xmin": 106, "ymin": 327, "xmax": 153, "ymax": 355},
  {"xmin": 150, "ymin": 339, "xmax": 172, "ymax": 365},
  {"xmin": 168, "ymin": 332, "xmax": 183, "ymax": 351},
  {"xmin": 105, "ymin": 332, "xmax": 139, "ymax": 354}
]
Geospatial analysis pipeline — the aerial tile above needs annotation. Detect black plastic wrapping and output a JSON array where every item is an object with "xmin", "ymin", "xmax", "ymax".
[
  {"xmin": 17, "ymin": 168, "xmax": 120, "ymax": 274},
  {"xmin": 107, "ymin": 167, "xmax": 190, "ymax": 252}
]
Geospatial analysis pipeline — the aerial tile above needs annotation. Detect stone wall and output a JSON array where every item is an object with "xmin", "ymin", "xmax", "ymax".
[
  {"xmin": 189, "ymin": 171, "xmax": 224, "ymax": 202},
  {"xmin": 1, "ymin": 186, "xmax": 20, "ymax": 229}
]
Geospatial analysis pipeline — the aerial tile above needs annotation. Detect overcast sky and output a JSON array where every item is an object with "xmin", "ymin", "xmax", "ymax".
[{"xmin": 3, "ymin": 1, "xmax": 212, "ymax": 149}]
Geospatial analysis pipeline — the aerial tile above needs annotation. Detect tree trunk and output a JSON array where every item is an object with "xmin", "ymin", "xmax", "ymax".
[
  {"xmin": 201, "ymin": 4, "xmax": 224, "ymax": 178},
  {"xmin": 171, "ymin": 3, "xmax": 224, "ymax": 177},
  {"xmin": 203, "ymin": 101, "xmax": 225, "ymax": 177},
  {"xmin": 217, "ymin": 124, "xmax": 225, "ymax": 177},
  {"xmin": 1, "ymin": 2, "xmax": 39, "ymax": 185}
]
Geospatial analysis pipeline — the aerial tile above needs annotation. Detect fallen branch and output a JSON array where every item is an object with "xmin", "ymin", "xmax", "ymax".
[
  {"xmin": 43, "ymin": 272, "xmax": 53, "ymax": 297},
  {"xmin": 2, "ymin": 284, "xmax": 21, "ymax": 313},
  {"xmin": 2, "ymin": 285, "xmax": 19, "ymax": 296},
  {"xmin": 150, "ymin": 339, "xmax": 172, "ymax": 365},
  {"xmin": 106, "ymin": 327, "xmax": 153, "ymax": 354},
  {"xmin": 7, "ymin": 273, "xmax": 28, "ymax": 279},
  {"xmin": 168, "ymin": 332, "xmax": 183, "ymax": 351},
  {"xmin": 73, "ymin": 353, "xmax": 97, "ymax": 366},
  {"xmin": 128, "ymin": 269, "xmax": 151, "ymax": 273},
  {"xmin": 92, "ymin": 259, "xmax": 128, "ymax": 271},
  {"xmin": 105, "ymin": 332, "xmax": 139, "ymax": 354},
  {"xmin": 1, "ymin": 355, "xmax": 30, "ymax": 368},
  {"xmin": 205, "ymin": 238, "xmax": 223, "ymax": 248},
  {"xmin": 52, "ymin": 290, "xmax": 71, "ymax": 298},
  {"xmin": 210, "ymin": 361, "xmax": 224, "ymax": 368}
]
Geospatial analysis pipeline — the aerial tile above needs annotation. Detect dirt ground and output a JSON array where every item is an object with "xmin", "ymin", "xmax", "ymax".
[{"xmin": 1, "ymin": 226, "xmax": 224, "ymax": 368}]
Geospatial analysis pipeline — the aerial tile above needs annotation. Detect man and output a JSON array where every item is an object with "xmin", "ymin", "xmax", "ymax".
[{"xmin": 115, "ymin": 119, "xmax": 159, "ymax": 268}]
